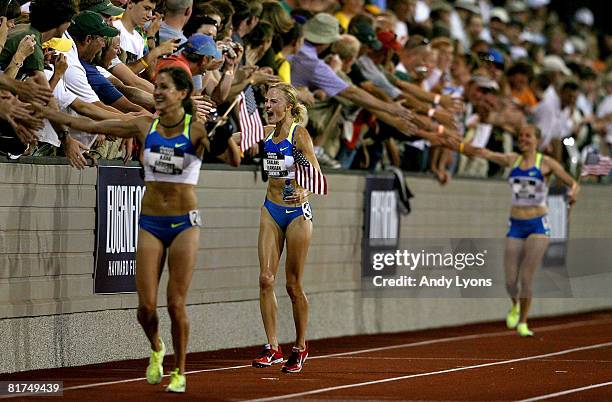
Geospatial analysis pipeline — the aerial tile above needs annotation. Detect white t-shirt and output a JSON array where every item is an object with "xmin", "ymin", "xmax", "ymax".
[
  {"xmin": 113, "ymin": 20, "xmax": 145, "ymax": 64},
  {"xmin": 39, "ymin": 67, "xmax": 96, "ymax": 148},
  {"xmin": 596, "ymin": 94, "xmax": 612, "ymax": 145},
  {"xmin": 63, "ymin": 32, "xmax": 100, "ymax": 103}
]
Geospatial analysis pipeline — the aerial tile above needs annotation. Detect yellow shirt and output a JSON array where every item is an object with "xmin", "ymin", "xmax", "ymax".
[{"xmin": 274, "ymin": 51, "xmax": 291, "ymax": 84}]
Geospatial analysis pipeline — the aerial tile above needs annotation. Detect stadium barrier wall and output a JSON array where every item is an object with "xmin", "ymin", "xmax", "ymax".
[{"xmin": 1, "ymin": 161, "xmax": 610, "ymax": 373}]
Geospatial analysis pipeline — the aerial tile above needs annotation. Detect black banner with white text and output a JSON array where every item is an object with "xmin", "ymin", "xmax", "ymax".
[{"xmin": 94, "ymin": 166, "xmax": 145, "ymax": 294}]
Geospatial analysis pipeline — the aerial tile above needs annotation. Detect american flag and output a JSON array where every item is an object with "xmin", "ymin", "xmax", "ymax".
[
  {"xmin": 294, "ymin": 148, "xmax": 328, "ymax": 195},
  {"xmin": 238, "ymin": 86, "xmax": 264, "ymax": 152},
  {"xmin": 581, "ymin": 155, "xmax": 612, "ymax": 176}
]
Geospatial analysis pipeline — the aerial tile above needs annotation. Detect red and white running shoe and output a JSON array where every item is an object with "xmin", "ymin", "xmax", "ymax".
[
  {"xmin": 252, "ymin": 344, "xmax": 283, "ymax": 368},
  {"xmin": 281, "ymin": 346, "xmax": 308, "ymax": 373}
]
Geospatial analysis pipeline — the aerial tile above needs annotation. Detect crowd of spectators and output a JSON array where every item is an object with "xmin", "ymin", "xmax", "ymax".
[{"xmin": 0, "ymin": 0, "xmax": 610, "ymax": 182}]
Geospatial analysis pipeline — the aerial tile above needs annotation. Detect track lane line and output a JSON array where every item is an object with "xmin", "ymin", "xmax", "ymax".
[
  {"xmin": 245, "ymin": 342, "xmax": 612, "ymax": 402},
  {"xmin": 516, "ymin": 381, "xmax": 612, "ymax": 402}
]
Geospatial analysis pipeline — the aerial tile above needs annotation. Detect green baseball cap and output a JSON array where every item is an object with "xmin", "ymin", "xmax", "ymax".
[
  {"xmin": 71, "ymin": 10, "xmax": 119, "ymax": 37},
  {"xmin": 85, "ymin": 0, "xmax": 125, "ymax": 17}
]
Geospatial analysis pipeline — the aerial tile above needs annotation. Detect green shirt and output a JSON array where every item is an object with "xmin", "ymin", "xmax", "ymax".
[{"xmin": 0, "ymin": 24, "xmax": 44, "ymax": 75}]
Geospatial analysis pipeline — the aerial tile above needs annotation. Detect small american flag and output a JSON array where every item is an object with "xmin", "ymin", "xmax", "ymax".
[
  {"xmin": 238, "ymin": 86, "xmax": 264, "ymax": 152},
  {"xmin": 581, "ymin": 155, "xmax": 612, "ymax": 176},
  {"xmin": 294, "ymin": 148, "xmax": 328, "ymax": 195}
]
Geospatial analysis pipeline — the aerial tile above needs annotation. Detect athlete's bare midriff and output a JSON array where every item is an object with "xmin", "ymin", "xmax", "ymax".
[{"xmin": 141, "ymin": 181, "xmax": 198, "ymax": 216}]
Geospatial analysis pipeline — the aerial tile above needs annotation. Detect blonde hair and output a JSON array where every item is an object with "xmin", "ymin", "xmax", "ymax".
[
  {"xmin": 269, "ymin": 83, "xmax": 308, "ymax": 124},
  {"xmin": 331, "ymin": 34, "xmax": 360, "ymax": 62}
]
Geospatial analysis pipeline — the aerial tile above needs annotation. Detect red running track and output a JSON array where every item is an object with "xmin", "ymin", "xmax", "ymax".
[{"xmin": 2, "ymin": 310, "xmax": 611, "ymax": 401}]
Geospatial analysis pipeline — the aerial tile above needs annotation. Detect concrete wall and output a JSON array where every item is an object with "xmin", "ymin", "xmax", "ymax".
[{"xmin": 1, "ymin": 162, "xmax": 610, "ymax": 373}]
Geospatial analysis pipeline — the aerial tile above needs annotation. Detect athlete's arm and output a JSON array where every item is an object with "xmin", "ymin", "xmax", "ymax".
[
  {"xmin": 543, "ymin": 155, "xmax": 580, "ymax": 204},
  {"xmin": 37, "ymin": 104, "xmax": 149, "ymax": 141},
  {"xmin": 475, "ymin": 148, "xmax": 518, "ymax": 167},
  {"xmin": 294, "ymin": 126, "xmax": 321, "ymax": 172}
]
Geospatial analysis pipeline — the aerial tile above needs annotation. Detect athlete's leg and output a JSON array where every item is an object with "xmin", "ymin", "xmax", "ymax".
[
  {"xmin": 136, "ymin": 229, "xmax": 166, "ymax": 352},
  {"xmin": 284, "ymin": 215, "xmax": 313, "ymax": 349},
  {"xmin": 166, "ymin": 226, "xmax": 199, "ymax": 374},
  {"xmin": 517, "ymin": 235, "xmax": 549, "ymax": 324},
  {"xmin": 258, "ymin": 206, "xmax": 285, "ymax": 348},
  {"xmin": 504, "ymin": 237, "xmax": 523, "ymax": 305}
]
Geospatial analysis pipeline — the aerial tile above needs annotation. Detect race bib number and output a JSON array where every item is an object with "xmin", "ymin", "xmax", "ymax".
[
  {"xmin": 301, "ymin": 201, "xmax": 313, "ymax": 221},
  {"xmin": 150, "ymin": 145, "xmax": 184, "ymax": 175},
  {"xmin": 263, "ymin": 152, "xmax": 288, "ymax": 177},
  {"xmin": 512, "ymin": 178, "xmax": 537, "ymax": 200}
]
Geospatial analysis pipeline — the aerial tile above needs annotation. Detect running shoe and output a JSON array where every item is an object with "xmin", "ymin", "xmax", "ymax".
[
  {"xmin": 281, "ymin": 346, "xmax": 308, "ymax": 373},
  {"xmin": 252, "ymin": 344, "xmax": 283, "ymax": 368},
  {"xmin": 165, "ymin": 368, "xmax": 186, "ymax": 393},
  {"xmin": 506, "ymin": 304, "xmax": 520, "ymax": 329},
  {"xmin": 146, "ymin": 338, "xmax": 165, "ymax": 384},
  {"xmin": 517, "ymin": 323, "xmax": 534, "ymax": 337}
]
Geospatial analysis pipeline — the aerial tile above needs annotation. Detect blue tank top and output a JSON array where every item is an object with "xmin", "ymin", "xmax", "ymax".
[
  {"xmin": 143, "ymin": 114, "xmax": 202, "ymax": 185},
  {"xmin": 508, "ymin": 153, "xmax": 548, "ymax": 207},
  {"xmin": 262, "ymin": 121, "xmax": 298, "ymax": 179}
]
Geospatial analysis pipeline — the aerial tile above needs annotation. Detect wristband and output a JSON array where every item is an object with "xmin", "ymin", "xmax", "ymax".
[
  {"xmin": 433, "ymin": 94, "xmax": 441, "ymax": 106},
  {"xmin": 427, "ymin": 108, "xmax": 436, "ymax": 118},
  {"xmin": 139, "ymin": 58, "xmax": 149, "ymax": 68},
  {"xmin": 459, "ymin": 142, "xmax": 465, "ymax": 154}
]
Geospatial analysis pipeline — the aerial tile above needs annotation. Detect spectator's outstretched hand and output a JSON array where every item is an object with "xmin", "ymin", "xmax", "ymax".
[
  {"xmin": 391, "ymin": 102, "xmax": 414, "ymax": 122},
  {"xmin": 440, "ymin": 95, "xmax": 464, "ymax": 114},
  {"xmin": 63, "ymin": 135, "xmax": 89, "ymax": 170},
  {"xmin": 251, "ymin": 70, "xmax": 280, "ymax": 86},
  {"xmin": 433, "ymin": 108, "xmax": 458, "ymax": 131},
  {"xmin": 0, "ymin": 94, "xmax": 33, "ymax": 124},
  {"xmin": 121, "ymin": 138, "xmax": 133, "ymax": 164},
  {"xmin": 13, "ymin": 79, "xmax": 53, "ymax": 105},
  {"xmin": 0, "ymin": 17, "xmax": 8, "ymax": 50}
]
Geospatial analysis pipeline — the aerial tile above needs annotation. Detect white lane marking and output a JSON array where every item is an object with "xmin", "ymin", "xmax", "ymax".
[
  {"xmin": 1, "ymin": 316, "xmax": 602, "ymax": 397},
  {"xmin": 517, "ymin": 381, "xmax": 612, "ymax": 402},
  {"xmin": 245, "ymin": 342, "xmax": 612, "ymax": 402}
]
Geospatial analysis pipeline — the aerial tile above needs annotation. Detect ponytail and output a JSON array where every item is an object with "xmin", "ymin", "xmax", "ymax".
[
  {"xmin": 291, "ymin": 103, "xmax": 308, "ymax": 125},
  {"xmin": 182, "ymin": 98, "xmax": 195, "ymax": 116}
]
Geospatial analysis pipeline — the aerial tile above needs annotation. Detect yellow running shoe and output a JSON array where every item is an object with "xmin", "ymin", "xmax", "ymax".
[
  {"xmin": 506, "ymin": 304, "xmax": 520, "ymax": 329},
  {"xmin": 165, "ymin": 368, "xmax": 186, "ymax": 393},
  {"xmin": 146, "ymin": 339, "xmax": 165, "ymax": 384},
  {"xmin": 517, "ymin": 323, "xmax": 534, "ymax": 337}
]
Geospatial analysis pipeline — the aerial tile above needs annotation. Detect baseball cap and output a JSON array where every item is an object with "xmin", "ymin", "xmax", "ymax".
[
  {"xmin": 574, "ymin": 8, "xmax": 594, "ymax": 27},
  {"xmin": 351, "ymin": 21, "xmax": 382, "ymax": 51},
  {"xmin": 42, "ymin": 37, "xmax": 74, "ymax": 52},
  {"xmin": 183, "ymin": 34, "xmax": 221, "ymax": 59},
  {"xmin": 377, "ymin": 31, "xmax": 401, "ymax": 52},
  {"xmin": 490, "ymin": 8, "xmax": 509, "ymax": 23},
  {"xmin": 83, "ymin": 0, "xmax": 124, "ymax": 17},
  {"xmin": 542, "ymin": 55, "xmax": 571, "ymax": 76},
  {"xmin": 70, "ymin": 11, "xmax": 119, "ymax": 37}
]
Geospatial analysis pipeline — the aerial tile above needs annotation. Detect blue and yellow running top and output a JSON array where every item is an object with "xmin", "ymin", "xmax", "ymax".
[
  {"xmin": 143, "ymin": 114, "xmax": 202, "ymax": 185},
  {"xmin": 262, "ymin": 121, "xmax": 298, "ymax": 179},
  {"xmin": 508, "ymin": 152, "xmax": 548, "ymax": 207}
]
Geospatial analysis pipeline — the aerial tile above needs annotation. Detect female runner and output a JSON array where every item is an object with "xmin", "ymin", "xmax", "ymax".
[
  {"xmin": 472, "ymin": 125, "xmax": 579, "ymax": 336},
  {"xmin": 36, "ymin": 67, "xmax": 240, "ymax": 391},
  {"xmin": 252, "ymin": 83, "xmax": 323, "ymax": 373}
]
